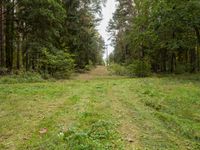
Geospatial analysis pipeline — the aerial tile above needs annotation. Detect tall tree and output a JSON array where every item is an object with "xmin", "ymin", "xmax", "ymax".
[
  {"xmin": 63, "ymin": 0, "xmax": 105, "ymax": 69},
  {"xmin": 5, "ymin": 0, "xmax": 14, "ymax": 71},
  {"xmin": 108, "ymin": 0, "xmax": 134, "ymax": 64},
  {"xmin": 110, "ymin": 0, "xmax": 200, "ymax": 74},
  {"xmin": 0, "ymin": 0, "xmax": 106, "ymax": 77},
  {"xmin": 0, "ymin": 0, "xmax": 4, "ymax": 67}
]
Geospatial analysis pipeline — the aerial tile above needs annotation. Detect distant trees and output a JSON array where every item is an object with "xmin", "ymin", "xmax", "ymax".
[
  {"xmin": 109, "ymin": 0, "xmax": 200, "ymax": 74},
  {"xmin": 0, "ymin": 0, "xmax": 105, "ymax": 77},
  {"xmin": 108, "ymin": 0, "xmax": 134, "ymax": 64},
  {"xmin": 63, "ymin": 0, "xmax": 105, "ymax": 69}
]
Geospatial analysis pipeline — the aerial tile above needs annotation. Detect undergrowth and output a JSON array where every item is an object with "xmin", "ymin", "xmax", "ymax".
[{"xmin": 0, "ymin": 72, "xmax": 46, "ymax": 84}]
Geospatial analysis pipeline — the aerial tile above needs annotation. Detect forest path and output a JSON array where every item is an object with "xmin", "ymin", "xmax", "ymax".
[
  {"xmin": 74, "ymin": 66, "xmax": 139, "ymax": 148},
  {"xmin": 75, "ymin": 65, "xmax": 110, "ymax": 80}
]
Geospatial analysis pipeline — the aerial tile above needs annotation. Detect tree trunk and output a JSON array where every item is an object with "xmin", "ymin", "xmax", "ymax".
[
  {"xmin": 5, "ymin": 0, "xmax": 14, "ymax": 72},
  {"xmin": 10, "ymin": 0, "xmax": 14, "ymax": 70},
  {"xmin": 17, "ymin": 36, "xmax": 20, "ymax": 70},
  {"xmin": 5, "ymin": 3, "xmax": 11, "ymax": 70},
  {"xmin": 194, "ymin": 27, "xmax": 200, "ymax": 45},
  {"xmin": 162, "ymin": 49, "xmax": 167, "ymax": 72},
  {"xmin": 190, "ymin": 48, "xmax": 196, "ymax": 73},
  {"xmin": 26, "ymin": 48, "xmax": 29, "ymax": 71},
  {"xmin": 0, "ymin": 1, "xmax": 4, "ymax": 67},
  {"xmin": 171, "ymin": 53, "xmax": 175, "ymax": 73},
  {"xmin": 194, "ymin": 27, "xmax": 200, "ymax": 71},
  {"xmin": 197, "ymin": 46, "xmax": 200, "ymax": 72}
]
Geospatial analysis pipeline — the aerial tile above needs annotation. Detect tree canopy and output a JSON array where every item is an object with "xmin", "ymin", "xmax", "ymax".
[
  {"xmin": 109, "ymin": 0, "xmax": 200, "ymax": 74},
  {"xmin": 0, "ymin": 0, "xmax": 105, "ymax": 77}
]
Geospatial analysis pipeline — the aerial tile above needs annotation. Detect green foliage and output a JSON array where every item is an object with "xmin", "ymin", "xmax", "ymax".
[
  {"xmin": 127, "ymin": 59, "xmax": 151, "ymax": 77},
  {"xmin": 109, "ymin": 0, "xmax": 200, "ymax": 74},
  {"xmin": 63, "ymin": 0, "xmax": 105, "ymax": 69},
  {"xmin": 108, "ymin": 64, "xmax": 127, "ymax": 76},
  {"xmin": 0, "ymin": 67, "xmax": 8, "ymax": 75},
  {"xmin": 174, "ymin": 63, "xmax": 188, "ymax": 74},
  {"xmin": 84, "ymin": 60, "xmax": 94, "ymax": 71},
  {"xmin": 1, "ymin": 0, "xmax": 105, "ymax": 78},
  {"xmin": 41, "ymin": 48, "xmax": 74, "ymax": 79},
  {"xmin": 108, "ymin": 59, "xmax": 151, "ymax": 77}
]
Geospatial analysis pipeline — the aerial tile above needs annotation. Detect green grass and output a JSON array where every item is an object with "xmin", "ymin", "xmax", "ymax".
[
  {"xmin": 0, "ymin": 74, "xmax": 200, "ymax": 149},
  {"xmin": 0, "ymin": 72, "xmax": 46, "ymax": 84}
]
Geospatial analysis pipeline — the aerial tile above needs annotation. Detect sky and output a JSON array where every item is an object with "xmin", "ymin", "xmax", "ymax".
[{"xmin": 97, "ymin": 0, "xmax": 116, "ymax": 60}]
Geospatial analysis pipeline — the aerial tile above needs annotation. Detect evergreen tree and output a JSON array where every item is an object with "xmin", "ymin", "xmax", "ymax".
[
  {"xmin": 109, "ymin": 0, "xmax": 200, "ymax": 74},
  {"xmin": 0, "ymin": 0, "xmax": 106, "ymax": 77}
]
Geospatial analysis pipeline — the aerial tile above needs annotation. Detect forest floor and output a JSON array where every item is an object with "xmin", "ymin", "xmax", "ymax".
[{"xmin": 0, "ymin": 66, "xmax": 200, "ymax": 150}]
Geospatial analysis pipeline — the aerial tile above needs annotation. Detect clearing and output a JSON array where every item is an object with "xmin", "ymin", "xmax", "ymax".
[{"xmin": 0, "ymin": 66, "xmax": 200, "ymax": 149}]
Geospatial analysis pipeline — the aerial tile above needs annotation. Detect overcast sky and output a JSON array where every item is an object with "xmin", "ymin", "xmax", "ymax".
[{"xmin": 97, "ymin": 0, "xmax": 116, "ymax": 59}]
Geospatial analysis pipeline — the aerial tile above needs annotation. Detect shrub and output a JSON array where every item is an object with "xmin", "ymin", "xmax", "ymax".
[
  {"xmin": 126, "ymin": 63, "xmax": 136, "ymax": 77},
  {"xmin": 108, "ymin": 60, "xmax": 151, "ymax": 77},
  {"xmin": 174, "ymin": 63, "xmax": 188, "ymax": 74},
  {"xmin": 127, "ymin": 59, "xmax": 151, "ymax": 77},
  {"xmin": 108, "ymin": 64, "xmax": 127, "ymax": 76},
  {"xmin": 84, "ymin": 60, "xmax": 94, "ymax": 71},
  {"xmin": 41, "ymin": 48, "xmax": 74, "ymax": 79},
  {"xmin": 0, "ymin": 67, "xmax": 8, "ymax": 75}
]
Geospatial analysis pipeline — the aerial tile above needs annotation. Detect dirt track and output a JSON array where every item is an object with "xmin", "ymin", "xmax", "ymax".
[{"xmin": 76, "ymin": 66, "xmax": 109, "ymax": 80}]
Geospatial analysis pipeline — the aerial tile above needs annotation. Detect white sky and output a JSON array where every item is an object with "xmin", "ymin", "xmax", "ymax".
[{"xmin": 97, "ymin": 0, "xmax": 116, "ymax": 59}]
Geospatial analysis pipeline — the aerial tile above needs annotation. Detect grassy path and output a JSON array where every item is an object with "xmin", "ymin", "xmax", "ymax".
[{"xmin": 0, "ymin": 66, "xmax": 200, "ymax": 149}]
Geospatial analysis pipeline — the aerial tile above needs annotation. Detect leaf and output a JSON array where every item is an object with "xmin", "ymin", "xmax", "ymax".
[
  {"xmin": 39, "ymin": 128, "xmax": 48, "ymax": 134},
  {"xmin": 126, "ymin": 137, "xmax": 134, "ymax": 143}
]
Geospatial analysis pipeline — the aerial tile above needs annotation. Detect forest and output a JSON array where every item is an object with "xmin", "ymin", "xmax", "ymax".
[
  {"xmin": 0, "ymin": 0, "xmax": 200, "ymax": 150},
  {"xmin": 0, "ymin": 0, "xmax": 105, "ymax": 78},
  {"xmin": 1, "ymin": 0, "xmax": 200, "ymax": 78},
  {"xmin": 109, "ymin": 0, "xmax": 200, "ymax": 76}
]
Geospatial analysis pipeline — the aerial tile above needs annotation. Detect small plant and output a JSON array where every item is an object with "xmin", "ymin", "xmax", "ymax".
[{"xmin": 63, "ymin": 120, "xmax": 124, "ymax": 149}]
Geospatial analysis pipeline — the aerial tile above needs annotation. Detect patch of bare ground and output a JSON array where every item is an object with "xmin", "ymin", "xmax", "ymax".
[{"xmin": 108, "ymin": 88, "xmax": 141, "ymax": 149}]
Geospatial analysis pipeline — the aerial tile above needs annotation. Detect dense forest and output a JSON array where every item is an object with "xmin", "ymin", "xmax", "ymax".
[
  {"xmin": 109, "ymin": 0, "xmax": 200, "ymax": 75},
  {"xmin": 0, "ymin": 0, "xmax": 105, "ymax": 78},
  {"xmin": 1, "ymin": 0, "xmax": 200, "ymax": 78}
]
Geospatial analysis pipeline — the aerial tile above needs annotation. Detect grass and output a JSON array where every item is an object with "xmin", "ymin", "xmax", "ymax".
[
  {"xmin": 0, "ymin": 69, "xmax": 200, "ymax": 149},
  {"xmin": 0, "ymin": 72, "xmax": 46, "ymax": 84}
]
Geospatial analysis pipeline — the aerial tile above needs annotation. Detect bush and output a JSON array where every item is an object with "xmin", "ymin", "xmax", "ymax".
[
  {"xmin": 174, "ymin": 63, "xmax": 189, "ymax": 74},
  {"xmin": 84, "ymin": 60, "xmax": 94, "ymax": 71},
  {"xmin": 108, "ymin": 64, "xmax": 127, "ymax": 76},
  {"xmin": 41, "ymin": 48, "xmax": 74, "ymax": 79},
  {"xmin": 126, "ymin": 63, "xmax": 136, "ymax": 77},
  {"xmin": 127, "ymin": 59, "xmax": 151, "ymax": 77},
  {"xmin": 108, "ymin": 60, "xmax": 151, "ymax": 77},
  {"xmin": 0, "ymin": 67, "xmax": 8, "ymax": 75}
]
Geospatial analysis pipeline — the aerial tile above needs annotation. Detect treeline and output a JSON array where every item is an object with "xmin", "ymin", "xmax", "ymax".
[
  {"xmin": 109, "ymin": 0, "xmax": 200, "ymax": 74},
  {"xmin": 0, "ymin": 0, "xmax": 105, "ymax": 78}
]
